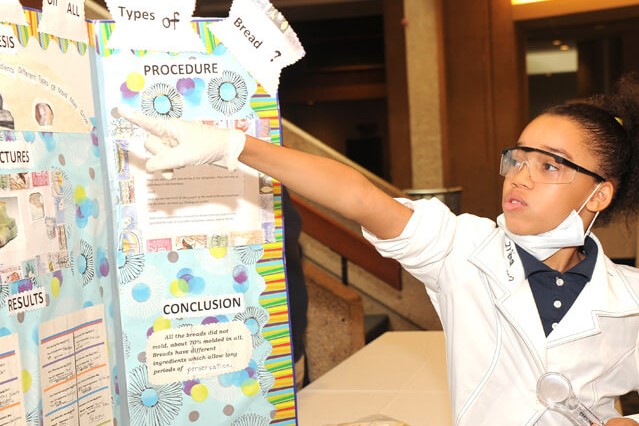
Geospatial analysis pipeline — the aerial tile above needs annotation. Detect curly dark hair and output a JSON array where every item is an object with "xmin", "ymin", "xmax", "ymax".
[{"xmin": 543, "ymin": 72, "xmax": 639, "ymax": 226}]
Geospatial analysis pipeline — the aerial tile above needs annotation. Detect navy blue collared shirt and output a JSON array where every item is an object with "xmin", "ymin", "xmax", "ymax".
[{"xmin": 515, "ymin": 237, "xmax": 598, "ymax": 337}]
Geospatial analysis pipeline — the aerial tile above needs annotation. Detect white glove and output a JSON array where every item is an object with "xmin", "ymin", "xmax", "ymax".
[{"xmin": 111, "ymin": 105, "xmax": 246, "ymax": 174}]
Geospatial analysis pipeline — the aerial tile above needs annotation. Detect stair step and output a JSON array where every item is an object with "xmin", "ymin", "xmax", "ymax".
[{"xmin": 364, "ymin": 314, "xmax": 390, "ymax": 343}]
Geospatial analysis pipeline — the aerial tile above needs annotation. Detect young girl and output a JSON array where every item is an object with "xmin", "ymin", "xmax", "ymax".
[{"xmin": 114, "ymin": 73, "xmax": 639, "ymax": 425}]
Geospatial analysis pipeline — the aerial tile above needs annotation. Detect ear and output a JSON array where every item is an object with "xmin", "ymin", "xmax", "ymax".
[{"xmin": 586, "ymin": 181, "xmax": 614, "ymax": 212}]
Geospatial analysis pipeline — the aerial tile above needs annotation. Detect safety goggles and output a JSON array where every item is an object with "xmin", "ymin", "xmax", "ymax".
[{"xmin": 500, "ymin": 146, "xmax": 605, "ymax": 184}]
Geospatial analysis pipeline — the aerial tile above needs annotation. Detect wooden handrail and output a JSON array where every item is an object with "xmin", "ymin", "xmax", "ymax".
[{"xmin": 289, "ymin": 192, "xmax": 403, "ymax": 290}]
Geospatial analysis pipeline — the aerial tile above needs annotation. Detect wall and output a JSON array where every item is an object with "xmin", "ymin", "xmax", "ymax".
[
  {"xmin": 403, "ymin": 0, "xmax": 446, "ymax": 190},
  {"xmin": 281, "ymin": 99, "xmax": 388, "ymax": 170}
]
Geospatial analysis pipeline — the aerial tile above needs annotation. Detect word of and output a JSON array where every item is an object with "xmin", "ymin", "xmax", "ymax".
[{"xmin": 162, "ymin": 12, "xmax": 180, "ymax": 30}]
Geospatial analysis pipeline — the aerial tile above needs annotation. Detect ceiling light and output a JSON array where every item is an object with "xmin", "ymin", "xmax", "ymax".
[{"xmin": 511, "ymin": 0, "xmax": 552, "ymax": 4}]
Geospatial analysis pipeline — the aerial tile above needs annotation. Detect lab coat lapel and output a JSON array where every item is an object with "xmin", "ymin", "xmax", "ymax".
[
  {"xmin": 469, "ymin": 231, "xmax": 548, "ymax": 368},
  {"xmin": 546, "ymin": 235, "xmax": 639, "ymax": 346}
]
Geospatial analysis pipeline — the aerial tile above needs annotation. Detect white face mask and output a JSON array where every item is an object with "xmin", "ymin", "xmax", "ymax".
[{"xmin": 496, "ymin": 183, "xmax": 602, "ymax": 261}]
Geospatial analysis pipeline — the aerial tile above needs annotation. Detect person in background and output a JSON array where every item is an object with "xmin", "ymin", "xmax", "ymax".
[{"xmin": 114, "ymin": 73, "xmax": 639, "ymax": 425}]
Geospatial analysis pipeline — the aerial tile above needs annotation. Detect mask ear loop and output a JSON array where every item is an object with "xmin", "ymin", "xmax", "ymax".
[{"xmin": 576, "ymin": 182, "xmax": 603, "ymax": 237}]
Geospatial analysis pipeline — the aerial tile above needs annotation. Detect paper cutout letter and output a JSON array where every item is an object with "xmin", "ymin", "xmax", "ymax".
[
  {"xmin": 209, "ymin": 0, "xmax": 305, "ymax": 95},
  {"xmin": 105, "ymin": 0, "xmax": 205, "ymax": 52},
  {"xmin": 0, "ymin": 0, "xmax": 27, "ymax": 26},
  {"xmin": 38, "ymin": 0, "xmax": 88, "ymax": 43}
]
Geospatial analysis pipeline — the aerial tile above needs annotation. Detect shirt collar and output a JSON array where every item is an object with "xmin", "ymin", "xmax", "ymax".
[{"xmin": 515, "ymin": 236, "xmax": 598, "ymax": 279}]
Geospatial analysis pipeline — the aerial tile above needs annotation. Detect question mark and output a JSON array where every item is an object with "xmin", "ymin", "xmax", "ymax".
[{"xmin": 271, "ymin": 50, "xmax": 281, "ymax": 62}]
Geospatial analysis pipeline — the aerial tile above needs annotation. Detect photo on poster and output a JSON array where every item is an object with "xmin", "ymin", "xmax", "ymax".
[
  {"xmin": 0, "ymin": 92, "xmax": 16, "ymax": 130},
  {"xmin": 0, "ymin": 196, "xmax": 19, "ymax": 250},
  {"xmin": 28, "ymin": 192, "xmax": 44, "ymax": 221},
  {"xmin": 0, "ymin": 170, "xmax": 69, "ymax": 285}
]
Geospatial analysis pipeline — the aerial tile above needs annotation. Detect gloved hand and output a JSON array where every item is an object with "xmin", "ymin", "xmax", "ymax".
[{"xmin": 111, "ymin": 105, "xmax": 246, "ymax": 174}]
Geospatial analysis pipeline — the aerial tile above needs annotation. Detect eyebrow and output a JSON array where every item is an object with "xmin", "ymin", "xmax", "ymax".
[
  {"xmin": 516, "ymin": 142, "xmax": 575, "ymax": 161},
  {"xmin": 541, "ymin": 146, "xmax": 574, "ymax": 160}
]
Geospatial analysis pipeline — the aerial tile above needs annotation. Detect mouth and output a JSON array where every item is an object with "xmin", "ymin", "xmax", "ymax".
[{"xmin": 503, "ymin": 195, "xmax": 527, "ymax": 211}]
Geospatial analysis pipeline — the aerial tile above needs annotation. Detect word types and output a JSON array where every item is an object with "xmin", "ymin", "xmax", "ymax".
[{"xmin": 116, "ymin": 6, "xmax": 155, "ymax": 22}]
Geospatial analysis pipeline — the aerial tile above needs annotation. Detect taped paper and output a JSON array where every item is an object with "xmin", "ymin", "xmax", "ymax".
[
  {"xmin": 38, "ymin": 0, "xmax": 88, "ymax": 43},
  {"xmin": 0, "ymin": 0, "xmax": 27, "ymax": 26},
  {"xmin": 105, "ymin": 0, "xmax": 205, "ymax": 52},
  {"xmin": 209, "ymin": 0, "xmax": 305, "ymax": 94}
]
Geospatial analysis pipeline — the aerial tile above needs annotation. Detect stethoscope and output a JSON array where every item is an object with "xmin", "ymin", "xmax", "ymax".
[{"xmin": 537, "ymin": 372, "xmax": 604, "ymax": 426}]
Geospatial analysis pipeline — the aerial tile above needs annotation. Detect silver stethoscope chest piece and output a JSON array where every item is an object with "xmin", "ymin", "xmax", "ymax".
[{"xmin": 536, "ymin": 372, "xmax": 603, "ymax": 426}]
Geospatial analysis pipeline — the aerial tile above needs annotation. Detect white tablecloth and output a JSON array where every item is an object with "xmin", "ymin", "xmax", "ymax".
[{"xmin": 296, "ymin": 331, "xmax": 452, "ymax": 426}]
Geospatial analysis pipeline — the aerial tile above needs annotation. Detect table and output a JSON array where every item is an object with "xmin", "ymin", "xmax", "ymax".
[{"xmin": 296, "ymin": 331, "xmax": 452, "ymax": 426}]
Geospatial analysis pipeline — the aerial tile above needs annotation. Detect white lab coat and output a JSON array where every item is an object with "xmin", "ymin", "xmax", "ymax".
[{"xmin": 363, "ymin": 198, "xmax": 639, "ymax": 425}]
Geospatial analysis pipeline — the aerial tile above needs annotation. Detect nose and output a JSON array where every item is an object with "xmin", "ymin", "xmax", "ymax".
[{"xmin": 510, "ymin": 161, "xmax": 534, "ymax": 187}]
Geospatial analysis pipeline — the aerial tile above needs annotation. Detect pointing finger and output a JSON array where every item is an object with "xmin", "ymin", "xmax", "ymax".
[
  {"xmin": 111, "ymin": 105, "xmax": 167, "ymax": 138},
  {"xmin": 144, "ymin": 136, "xmax": 171, "ymax": 155}
]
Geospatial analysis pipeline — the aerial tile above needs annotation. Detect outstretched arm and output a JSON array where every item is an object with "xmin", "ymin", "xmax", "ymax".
[
  {"xmin": 603, "ymin": 418, "xmax": 639, "ymax": 425},
  {"xmin": 240, "ymin": 136, "xmax": 413, "ymax": 240},
  {"xmin": 112, "ymin": 105, "xmax": 413, "ymax": 240}
]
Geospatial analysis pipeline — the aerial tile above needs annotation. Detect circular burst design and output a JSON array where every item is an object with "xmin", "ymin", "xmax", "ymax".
[
  {"xmin": 231, "ymin": 413, "xmax": 271, "ymax": 426},
  {"xmin": 128, "ymin": 364, "xmax": 183, "ymax": 426},
  {"xmin": 250, "ymin": 341, "xmax": 274, "ymax": 394},
  {"xmin": 141, "ymin": 83, "xmax": 184, "ymax": 120},
  {"xmin": 26, "ymin": 406, "xmax": 40, "ymax": 426},
  {"xmin": 233, "ymin": 244, "xmax": 264, "ymax": 265},
  {"xmin": 206, "ymin": 377, "xmax": 241, "ymax": 405},
  {"xmin": 118, "ymin": 252, "xmax": 145, "ymax": 285},
  {"xmin": 234, "ymin": 306, "xmax": 269, "ymax": 348},
  {"xmin": 256, "ymin": 364, "xmax": 275, "ymax": 395},
  {"xmin": 21, "ymin": 351, "xmax": 41, "ymax": 410},
  {"xmin": 57, "ymin": 169, "xmax": 74, "ymax": 207},
  {"xmin": 251, "ymin": 338, "xmax": 273, "ymax": 367},
  {"xmin": 78, "ymin": 239, "xmax": 95, "ymax": 286},
  {"xmin": 122, "ymin": 266, "xmax": 167, "ymax": 318},
  {"xmin": 50, "ymin": 168, "xmax": 74, "ymax": 219},
  {"xmin": 207, "ymin": 71, "xmax": 248, "ymax": 116}
]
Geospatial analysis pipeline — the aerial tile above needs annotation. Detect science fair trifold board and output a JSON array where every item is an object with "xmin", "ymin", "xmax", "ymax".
[
  {"xmin": 0, "ymin": 9, "xmax": 112, "ymax": 426},
  {"xmin": 0, "ymin": 8, "xmax": 296, "ymax": 426}
]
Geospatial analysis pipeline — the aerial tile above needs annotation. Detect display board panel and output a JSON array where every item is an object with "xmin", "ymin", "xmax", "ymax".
[
  {"xmin": 0, "ymin": 10, "xmax": 116, "ymax": 426},
  {"xmin": 0, "ymin": 8, "xmax": 296, "ymax": 425},
  {"xmin": 89, "ymin": 16, "xmax": 296, "ymax": 425}
]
